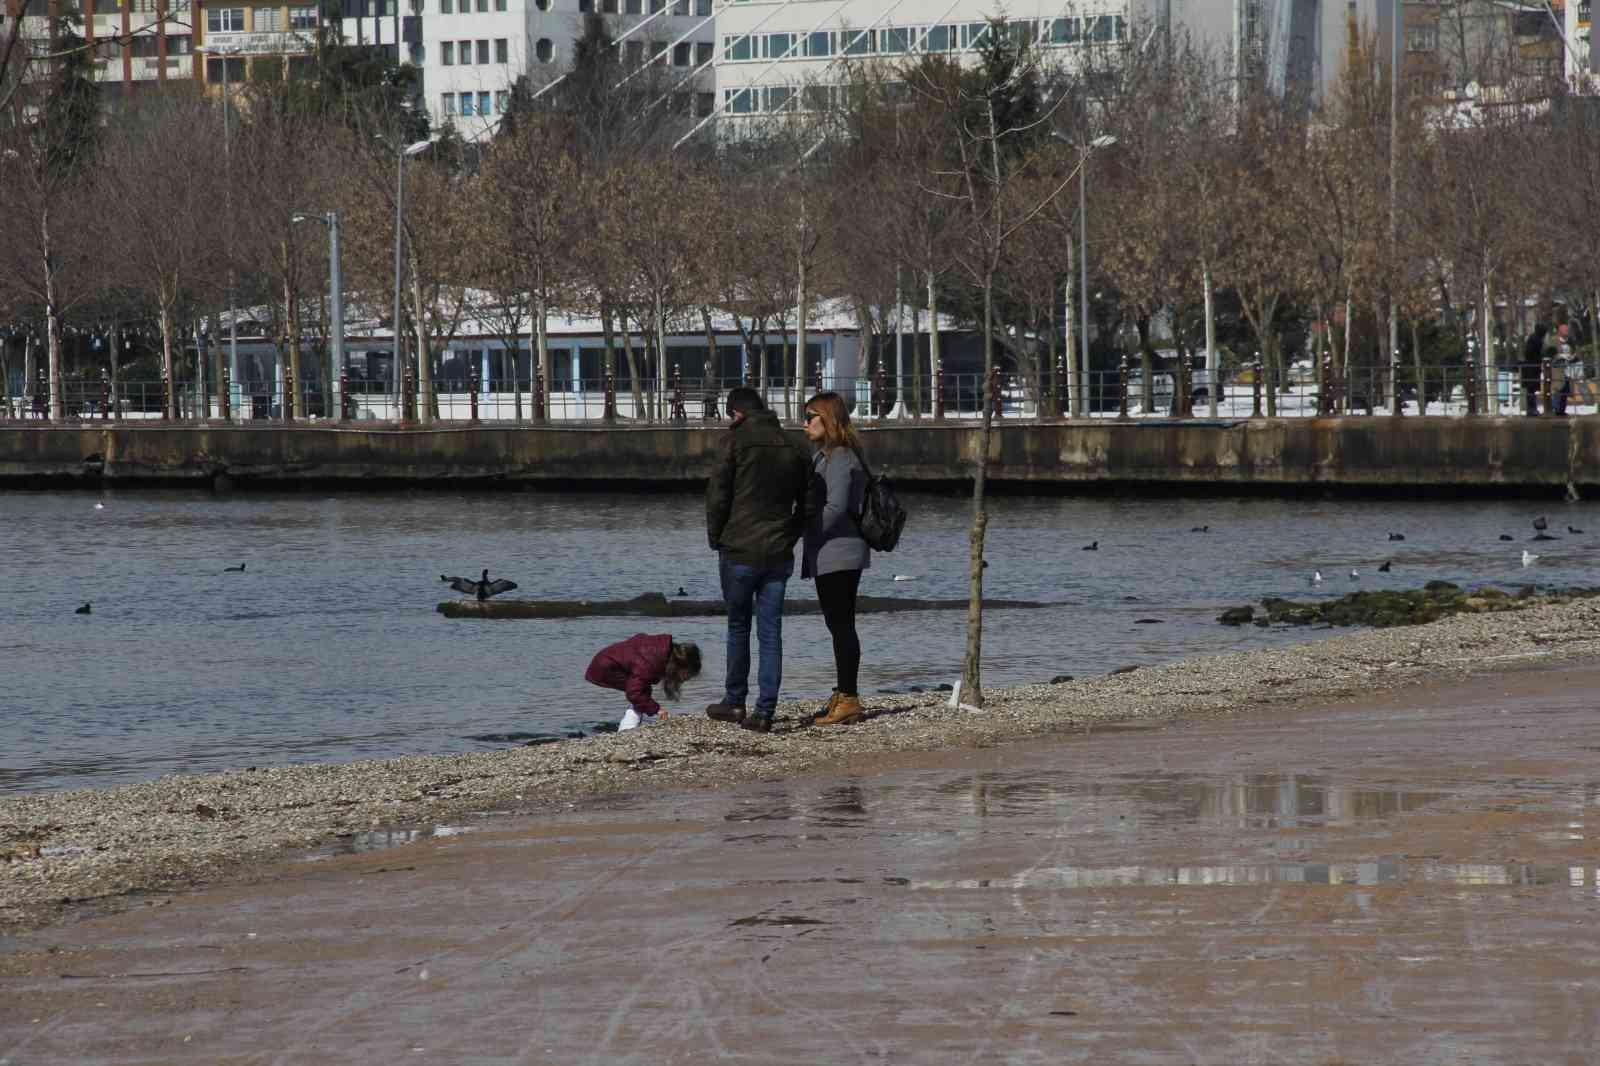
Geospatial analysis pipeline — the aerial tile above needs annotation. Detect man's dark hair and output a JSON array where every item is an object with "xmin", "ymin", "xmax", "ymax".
[{"xmin": 726, "ymin": 387, "xmax": 766, "ymax": 417}]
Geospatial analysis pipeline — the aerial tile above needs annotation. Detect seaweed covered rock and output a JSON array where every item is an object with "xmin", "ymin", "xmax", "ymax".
[
  {"xmin": 1232, "ymin": 584, "xmax": 1600, "ymax": 630},
  {"xmin": 1218, "ymin": 606, "xmax": 1255, "ymax": 626}
]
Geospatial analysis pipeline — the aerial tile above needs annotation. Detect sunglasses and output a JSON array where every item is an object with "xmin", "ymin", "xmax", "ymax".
[{"xmin": 803, "ymin": 411, "xmax": 820, "ymax": 424}]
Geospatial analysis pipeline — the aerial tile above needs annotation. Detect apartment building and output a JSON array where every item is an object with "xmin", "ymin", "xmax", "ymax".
[
  {"xmin": 6, "ymin": 0, "xmax": 196, "ymax": 91},
  {"xmin": 193, "ymin": 0, "xmax": 321, "ymax": 85}
]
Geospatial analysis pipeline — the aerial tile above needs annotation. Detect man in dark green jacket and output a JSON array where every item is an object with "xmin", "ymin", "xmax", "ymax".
[{"xmin": 704, "ymin": 387, "xmax": 813, "ymax": 733}]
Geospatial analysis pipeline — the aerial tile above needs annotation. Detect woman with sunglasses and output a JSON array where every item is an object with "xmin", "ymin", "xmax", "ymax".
[{"xmin": 800, "ymin": 391, "xmax": 871, "ymax": 726}]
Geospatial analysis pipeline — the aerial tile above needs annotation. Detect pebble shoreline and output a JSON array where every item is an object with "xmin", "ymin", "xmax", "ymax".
[{"xmin": 6, "ymin": 598, "xmax": 1600, "ymax": 934}]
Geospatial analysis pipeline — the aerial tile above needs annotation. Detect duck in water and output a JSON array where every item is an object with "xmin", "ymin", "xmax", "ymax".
[
  {"xmin": 75, "ymin": 602, "xmax": 91, "ymax": 615},
  {"xmin": 441, "ymin": 569, "xmax": 519, "ymax": 601}
]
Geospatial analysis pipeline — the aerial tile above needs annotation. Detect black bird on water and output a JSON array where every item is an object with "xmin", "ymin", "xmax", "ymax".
[
  {"xmin": 75, "ymin": 602, "xmax": 92, "ymax": 615},
  {"xmin": 675, "ymin": 587, "xmax": 689, "ymax": 597},
  {"xmin": 1388, "ymin": 532, "xmax": 1406, "ymax": 542},
  {"xmin": 1190, "ymin": 525, "xmax": 1210, "ymax": 533},
  {"xmin": 1534, "ymin": 516, "xmax": 1549, "ymax": 532},
  {"xmin": 1082, "ymin": 541, "xmax": 1099, "ymax": 551},
  {"xmin": 1569, "ymin": 526, "xmax": 1584, "ymax": 535},
  {"xmin": 223, "ymin": 563, "xmax": 246, "ymax": 573},
  {"xmin": 1378, "ymin": 561, "xmax": 1392, "ymax": 573},
  {"xmin": 1498, "ymin": 534, "xmax": 1515, "ymax": 542},
  {"xmin": 441, "ymin": 569, "xmax": 519, "ymax": 601}
]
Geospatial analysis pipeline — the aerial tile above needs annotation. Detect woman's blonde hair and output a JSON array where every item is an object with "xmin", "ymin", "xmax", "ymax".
[{"xmin": 804, "ymin": 391, "xmax": 864, "ymax": 454}]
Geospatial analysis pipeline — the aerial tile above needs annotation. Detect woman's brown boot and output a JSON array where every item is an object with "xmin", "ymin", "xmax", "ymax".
[
  {"xmin": 810, "ymin": 691, "xmax": 840, "ymax": 723},
  {"xmin": 815, "ymin": 695, "xmax": 864, "ymax": 726}
]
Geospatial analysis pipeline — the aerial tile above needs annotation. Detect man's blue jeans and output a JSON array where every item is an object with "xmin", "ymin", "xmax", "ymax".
[{"xmin": 720, "ymin": 556, "xmax": 791, "ymax": 716}]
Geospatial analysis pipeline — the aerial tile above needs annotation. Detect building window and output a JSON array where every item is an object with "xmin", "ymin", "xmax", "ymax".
[
  {"xmin": 807, "ymin": 30, "xmax": 832, "ymax": 56},
  {"xmin": 495, "ymin": 37, "xmax": 507, "ymax": 61},
  {"xmin": 476, "ymin": 38, "xmax": 488, "ymax": 62},
  {"xmin": 695, "ymin": 90, "xmax": 713, "ymax": 116},
  {"xmin": 766, "ymin": 85, "xmax": 793, "ymax": 110},
  {"xmin": 535, "ymin": 36, "xmax": 552, "ymax": 61},
  {"xmin": 441, "ymin": 41, "xmax": 453, "ymax": 63},
  {"xmin": 478, "ymin": 90, "xmax": 491, "ymax": 114},
  {"xmin": 725, "ymin": 87, "xmax": 754, "ymax": 113},
  {"xmin": 843, "ymin": 28, "xmax": 873, "ymax": 54},
  {"xmin": 461, "ymin": 92, "xmax": 475, "ymax": 115},
  {"xmin": 649, "ymin": 0, "xmax": 662, "ymax": 11},
  {"xmin": 206, "ymin": 6, "xmax": 244, "ymax": 31},
  {"xmin": 410, "ymin": 42, "xmax": 423, "ymax": 62},
  {"xmin": 578, "ymin": 0, "xmax": 592, "ymax": 10},
  {"xmin": 1049, "ymin": 17, "xmax": 1078, "ymax": 43},
  {"xmin": 440, "ymin": 0, "xmax": 450, "ymax": 11},
  {"xmin": 879, "ymin": 26, "xmax": 908, "ymax": 52},
  {"xmin": 694, "ymin": 0, "xmax": 709, "ymax": 13},
  {"xmin": 495, "ymin": 89, "xmax": 509, "ymax": 112},
  {"xmin": 534, "ymin": 0, "xmax": 548, "ymax": 8},
  {"xmin": 601, "ymin": 0, "xmax": 616, "ymax": 10},
  {"xmin": 442, "ymin": 92, "xmax": 456, "ymax": 113},
  {"xmin": 695, "ymin": 40, "xmax": 711, "ymax": 64},
  {"xmin": 476, "ymin": 0, "xmax": 486, "ymax": 10},
  {"xmin": 724, "ymin": 34, "xmax": 751, "ymax": 60},
  {"xmin": 765, "ymin": 32, "xmax": 792, "ymax": 57},
  {"xmin": 625, "ymin": 39, "xmax": 643, "ymax": 65},
  {"xmin": 625, "ymin": 0, "xmax": 641, "ymax": 11},
  {"xmin": 672, "ymin": 40, "xmax": 690, "ymax": 64},
  {"xmin": 494, "ymin": 0, "xmax": 505, "ymax": 8},
  {"xmin": 671, "ymin": 0, "xmax": 686, "ymax": 13},
  {"xmin": 255, "ymin": 6, "xmax": 281, "ymax": 30},
  {"xmin": 205, "ymin": 55, "xmax": 246, "ymax": 79},
  {"xmin": 1405, "ymin": 24, "xmax": 1437, "ymax": 51},
  {"xmin": 289, "ymin": 4, "xmax": 316, "ymax": 28}
]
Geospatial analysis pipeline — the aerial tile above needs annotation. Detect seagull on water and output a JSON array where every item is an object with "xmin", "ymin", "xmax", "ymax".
[
  {"xmin": 1310, "ymin": 570, "xmax": 1324, "ymax": 586},
  {"xmin": 1522, "ymin": 549, "xmax": 1539, "ymax": 568},
  {"xmin": 892, "ymin": 574, "xmax": 919, "ymax": 582},
  {"xmin": 1349, "ymin": 569, "xmax": 1360, "ymax": 580},
  {"xmin": 93, "ymin": 502, "xmax": 105, "ymax": 511}
]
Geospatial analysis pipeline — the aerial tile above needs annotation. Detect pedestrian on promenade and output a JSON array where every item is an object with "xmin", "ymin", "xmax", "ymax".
[
  {"xmin": 584, "ymin": 633, "xmax": 701, "ymax": 732},
  {"xmin": 801, "ymin": 391, "xmax": 871, "ymax": 727},
  {"xmin": 1523, "ymin": 323, "xmax": 1549, "ymax": 417},
  {"xmin": 704, "ymin": 386, "xmax": 813, "ymax": 734}
]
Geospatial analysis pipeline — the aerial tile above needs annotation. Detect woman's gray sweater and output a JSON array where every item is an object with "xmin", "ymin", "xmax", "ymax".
[{"xmin": 802, "ymin": 447, "xmax": 871, "ymax": 579}]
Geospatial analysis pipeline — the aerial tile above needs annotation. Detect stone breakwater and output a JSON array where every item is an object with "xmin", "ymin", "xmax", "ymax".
[{"xmin": 6, "ymin": 598, "xmax": 1600, "ymax": 933}]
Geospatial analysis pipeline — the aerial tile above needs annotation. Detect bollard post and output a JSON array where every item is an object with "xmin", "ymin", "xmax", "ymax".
[
  {"xmin": 470, "ymin": 370, "xmax": 480, "ymax": 423},
  {"xmin": 1318, "ymin": 355, "xmax": 1332, "ymax": 415},
  {"xmin": 161, "ymin": 373, "xmax": 171, "ymax": 422},
  {"xmin": 284, "ymin": 367, "xmax": 295, "ymax": 423},
  {"xmin": 532, "ymin": 371, "xmax": 545, "ymax": 422},
  {"xmin": 1541, "ymin": 358, "xmax": 1553, "ymax": 416},
  {"xmin": 1055, "ymin": 354, "xmax": 1067, "ymax": 419},
  {"xmin": 990, "ymin": 366, "xmax": 1003, "ymax": 419},
  {"xmin": 1464, "ymin": 356, "xmax": 1478, "ymax": 417},
  {"xmin": 220, "ymin": 364, "xmax": 231, "ymax": 422},
  {"xmin": 934, "ymin": 365, "xmax": 945, "ymax": 421},
  {"xmin": 874, "ymin": 359, "xmax": 887, "ymax": 418},
  {"xmin": 100, "ymin": 372, "xmax": 111, "ymax": 422},
  {"xmin": 671, "ymin": 363, "xmax": 687, "ymax": 422},
  {"xmin": 1251, "ymin": 361, "xmax": 1263, "ymax": 418},
  {"xmin": 813, "ymin": 363, "xmax": 823, "ymax": 397},
  {"xmin": 403, "ymin": 366, "xmax": 416, "ymax": 422},
  {"xmin": 1117, "ymin": 354, "xmax": 1131, "ymax": 421},
  {"xmin": 339, "ymin": 370, "xmax": 349, "ymax": 421},
  {"xmin": 603, "ymin": 368, "xmax": 617, "ymax": 423}
]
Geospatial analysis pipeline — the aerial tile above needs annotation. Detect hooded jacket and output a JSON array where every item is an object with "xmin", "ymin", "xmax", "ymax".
[
  {"xmin": 585, "ymin": 633, "xmax": 673, "ymax": 715},
  {"xmin": 705, "ymin": 409, "xmax": 813, "ymax": 569}
]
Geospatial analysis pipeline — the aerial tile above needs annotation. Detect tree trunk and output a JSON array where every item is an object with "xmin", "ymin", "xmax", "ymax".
[
  {"xmin": 928, "ymin": 270, "xmax": 943, "ymax": 420},
  {"xmin": 159, "ymin": 300, "xmax": 177, "ymax": 420},
  {"xmin": 1481, "ymin": 274, "xmax": 1494, "ymax": 414},
  {"xmin": 285, "ymin": 278, "xmax": 300, "ymax": 421},
  {"xmin": 1202, "ymin": 262, "xmax": 1217, "ymax": 418},
  {"xmin": 622, "ymin": 319, "xmax": 643, "ymax": 418},
  {"xmin": 23, "ymin": 331, "xmax": 35, "ymax": 416},
  {"xmin": 962, "ymin": 271, "xmax": 994, "ymax": 708},
  {"xmin": 410, "ymin": 272, "xmax": 432, "ymax": 423},
  {"xmin": 1411, "ymin": 319, "xmax": 1426, "ymax": 415},
  {"xmin": 42, "ymin": 204, "xmax": 63, "ymax": 420},
  {"xmin": 779, "ymin": 320, "xmax": 793, "ymax": 419},
  {"xmin": 536, "ymin": 282, "xmax": 550, "ymax": 424},
  {"xmin": 601, "ymin": 301, "xmax": 617, "ymax": 423},
  {"xmin": 653, "ymin": 290, "xmax": 668, "ymax": 422},
  {"xmin": 699, "ymin": 305, "xmax": 719, "ymax": 418},
  {"xmin": 109, "ymin": 323, "xmax": 121, "ymax": 420},
  {"xmin": 911, "ymin": 304, "xmax": 923, "ymax": 418}
]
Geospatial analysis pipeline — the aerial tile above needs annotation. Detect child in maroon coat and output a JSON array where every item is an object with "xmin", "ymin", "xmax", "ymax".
[{"xmin": 585, "ymin": 633, "xmax": 702, "ymax": 729}]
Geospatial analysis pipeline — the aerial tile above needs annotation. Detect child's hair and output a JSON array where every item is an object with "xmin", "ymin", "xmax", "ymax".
[{"xmin": 662, "ymin": 641, "xmax": 702, "ymax": 700}]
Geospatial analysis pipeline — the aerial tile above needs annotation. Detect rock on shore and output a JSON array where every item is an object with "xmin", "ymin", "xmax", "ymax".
[
  {"xmin": 1219, "ymin": 583, "xmax": 1600, "ymax": 629},
  {"xmin": 6, "ymin": 597, "xmax": 1600, "ymax": 933}
]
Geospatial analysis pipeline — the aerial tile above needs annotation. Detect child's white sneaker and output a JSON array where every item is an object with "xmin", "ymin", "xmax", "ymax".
[{"xmin": 618, "ymin": 707, "xmax": 641, "ymax": 732}]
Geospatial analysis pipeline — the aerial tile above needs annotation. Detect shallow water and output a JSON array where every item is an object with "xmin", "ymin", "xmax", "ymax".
[{"xmin": 2, "ymin": 489, "xmax": 1594, "ymax": 793}]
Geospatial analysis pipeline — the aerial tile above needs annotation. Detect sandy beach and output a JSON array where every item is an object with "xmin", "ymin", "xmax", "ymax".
[{"xmin": 5, "ymin": 594, "xmax": 1600, "ymax": 937}]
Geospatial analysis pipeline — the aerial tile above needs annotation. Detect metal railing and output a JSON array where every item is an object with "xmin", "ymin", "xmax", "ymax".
[{"xmin": 4, "ymin": 359, "xmax": 1594, "ymax": 424}]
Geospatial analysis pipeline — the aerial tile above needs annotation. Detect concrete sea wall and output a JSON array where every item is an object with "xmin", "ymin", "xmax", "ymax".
[{"xmin": 0, "ymin": 418, "xmax": 1592, "ymax": 495}]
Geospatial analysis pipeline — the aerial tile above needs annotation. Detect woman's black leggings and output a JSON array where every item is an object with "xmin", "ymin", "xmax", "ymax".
[{"xmin": 816, "ymin": 569, "xmax": 862, "ymax": 696}]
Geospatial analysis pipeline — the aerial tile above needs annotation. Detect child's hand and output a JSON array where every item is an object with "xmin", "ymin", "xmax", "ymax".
[{"xmin": 657, "ymin": 709, "xmax": 670, "ymax": 720}]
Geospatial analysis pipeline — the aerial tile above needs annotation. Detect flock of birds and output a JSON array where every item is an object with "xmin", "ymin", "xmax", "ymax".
[{"xmin": 70, "ymin": 501, "xmax": 1577, "ymax": 616}]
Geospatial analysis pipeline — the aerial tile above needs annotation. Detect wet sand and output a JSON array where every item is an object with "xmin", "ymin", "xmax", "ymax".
[{"xmin": 4, "ymin": 663, "xmax": 1600, "ymax": 1063}]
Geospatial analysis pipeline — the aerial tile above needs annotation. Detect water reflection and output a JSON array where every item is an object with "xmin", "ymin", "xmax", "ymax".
[{"xmin": 905, "ymin": 862, "xmax": 1600, "ymax": 890}]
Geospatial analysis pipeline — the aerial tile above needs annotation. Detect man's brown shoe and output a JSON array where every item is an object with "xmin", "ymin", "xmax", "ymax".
[
  {"xmin": 705, "ymin": 701, "xmax": 746, "ymax": 723},
  {"xmin": 815, "ymin": 695, "xmax": 864, "ymax": 726}
]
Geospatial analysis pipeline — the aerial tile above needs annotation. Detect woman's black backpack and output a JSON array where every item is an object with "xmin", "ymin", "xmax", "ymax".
[{"xmin": 851, "ymin": 448, "xmax": 908, "ymax": 552}]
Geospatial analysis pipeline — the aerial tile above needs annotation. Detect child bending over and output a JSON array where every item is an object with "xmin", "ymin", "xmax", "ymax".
[{"xmin": 585, "ymin": 634, "xmax": 702, "ymax": 731}]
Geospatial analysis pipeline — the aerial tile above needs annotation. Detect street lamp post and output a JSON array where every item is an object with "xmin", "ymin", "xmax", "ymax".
[
  {"xmin": 1077, "ymin": 135, "xmax": 1116, "ymax": 419},
  {"xmin": 200, "ymin": 42, "xmax": 242, "ymax": 419},
  {"xmin": 391, "ymin": 135, "xmax": 433, "ymax": 418}
]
